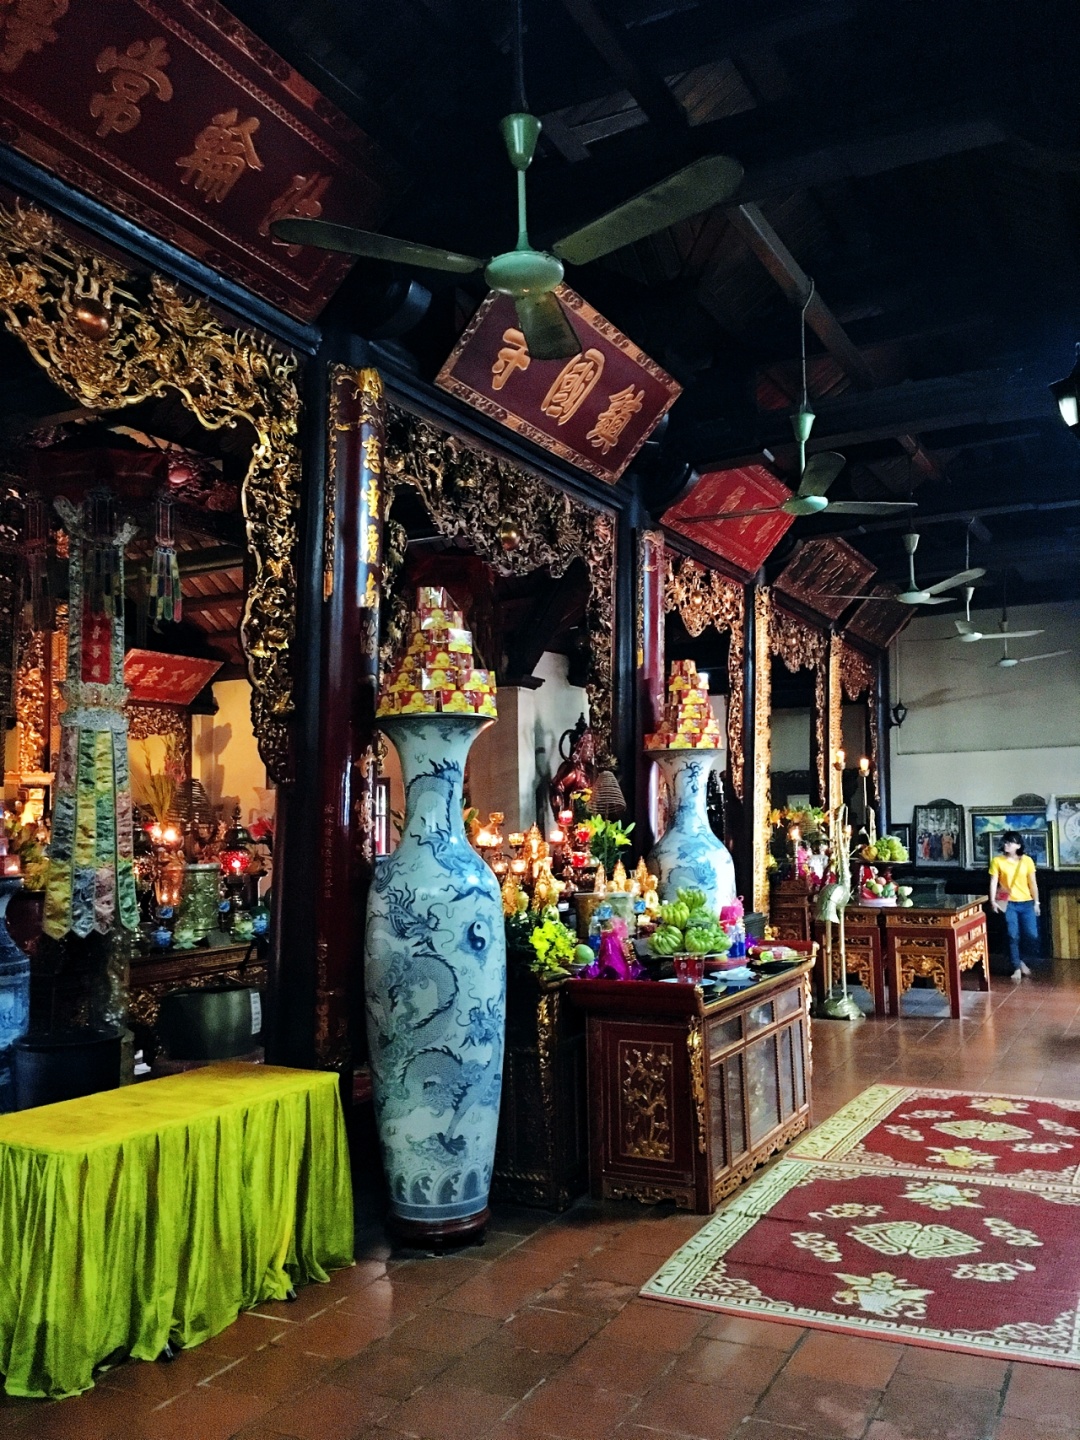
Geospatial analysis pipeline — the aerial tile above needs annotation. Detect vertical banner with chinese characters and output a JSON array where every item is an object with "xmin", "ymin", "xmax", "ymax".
[
  {"xmin": 436, "ymin": 288, "xmax": 681, "ymax": 484},
  {"xmin": 0, "ymin": 0, "xmax": 394, "ymax": 320},
  {"xmin": 316, "ymin": 366, "xmax": 385, "ymax": 1068},
  {"xmin": 44, "ymin": 493, "xmax": 140, "ymax": 941}
]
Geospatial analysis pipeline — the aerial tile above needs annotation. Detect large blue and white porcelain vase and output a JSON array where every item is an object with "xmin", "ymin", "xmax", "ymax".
[
  {"xmin": 648, "ymin": 748, "xmax": 737, "ymax": 912},
  {"xmin": 0, "ymin": 877, "xmax": 30, "ymax": 1113},
  {"xmin": 365, "ymin": 713, "xmax": 506, "ymax": 1243}
]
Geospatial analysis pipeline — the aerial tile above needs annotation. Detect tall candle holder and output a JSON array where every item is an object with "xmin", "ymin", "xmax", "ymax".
[{"xmin": 817, "ymin": 750, "xmax": 863, "ymax": 1022}]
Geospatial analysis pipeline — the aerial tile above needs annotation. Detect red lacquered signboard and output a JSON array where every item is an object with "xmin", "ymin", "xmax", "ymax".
[
  {"xmin": 124, "ymin": 649, "xmax": 221, "ymax": 705},
  {"xmin": 0, "ymin": 0, "xmax": 394, "ymax": 320},
  {"xmin": 663, "ymin": 464, "xmax": 795, "ymax": 576},
  {"xmin": 436, "ymin": 287, "xmax": 681, "ymax": 485}
]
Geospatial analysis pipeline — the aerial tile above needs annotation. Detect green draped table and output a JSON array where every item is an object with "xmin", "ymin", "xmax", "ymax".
[{"xmin": 0, "ymin": 1063, "xmax": 354, "ymax": 1399}]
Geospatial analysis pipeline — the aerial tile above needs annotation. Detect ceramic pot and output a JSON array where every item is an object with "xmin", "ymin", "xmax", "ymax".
[
  {"xmin": 648, "ymin": 748, "xmax": 737, "ymax": 913},
  {"xmin": 365, "ymin": 713, "xmax": 506, "ymax": 1243},
  {"xmin": 0, "ymin": 878, "xmax": 30, "ymax": 1112}
]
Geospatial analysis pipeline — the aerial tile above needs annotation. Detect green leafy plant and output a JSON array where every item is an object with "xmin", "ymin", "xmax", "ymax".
[
  {"xmin": 648, "ymin": 887, "xmax": 730, "ymax": 957},
  {"xmin": 582, "ymin": 814, "xmax": 634, "ymax": 875},
  {"xmin": 527, "ymin": 917, "xmax": 578, "ymax": 979}
]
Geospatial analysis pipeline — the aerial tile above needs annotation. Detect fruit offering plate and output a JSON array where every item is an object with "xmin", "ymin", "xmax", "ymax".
[{"xmin": 859, "ymin": 896, "xmax": 897, "ymax": 906}]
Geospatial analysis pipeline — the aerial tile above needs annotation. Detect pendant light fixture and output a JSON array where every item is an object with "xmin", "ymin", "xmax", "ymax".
[{"xmin": 1050, "ymin": 344, "xmax": 1080, "ymax": 433}]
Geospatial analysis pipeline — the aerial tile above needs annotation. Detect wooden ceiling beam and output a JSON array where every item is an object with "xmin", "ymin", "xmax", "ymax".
[
  {"xmin": 683, "ymin": 367, "xmax": 1055, "ymax": 471},
  {"xmin": 556, "ymin": 0, "xmax": 690, "ymax": 139},
  {"xmin": 181, "ymin": 588, "xmax": 245, "ymax": 613},
  {"xmin": 724, "ymin": 203, "xmax": 942, "ymax": 482}
]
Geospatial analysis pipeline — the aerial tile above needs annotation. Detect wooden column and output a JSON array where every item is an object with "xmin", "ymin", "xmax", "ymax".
[
  {"xmin": 827, "ymin": 634, "xmax": 844, "ymax": 813},
  {"xmin": 635, "ymin": 529, "xmax": 665, "ymax": 854},
  {"xmin": 314, "ymin": 366, "xmax": 384, "ymax": 1070},
  {"xmin": 748, "ymin": 586, "xmax": 772, "ymax": 916}
]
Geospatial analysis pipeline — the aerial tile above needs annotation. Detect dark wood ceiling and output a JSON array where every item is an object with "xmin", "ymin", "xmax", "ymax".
[{"xmin": 11, "ymin": 0, "xmax": 1080, "ymax": 607}]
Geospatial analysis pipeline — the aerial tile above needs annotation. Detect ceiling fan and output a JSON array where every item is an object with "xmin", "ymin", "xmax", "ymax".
[
  {"xmin": 690, "ymin": 286, "xmax": 918, "ymax": 523},
  {"xmin": 270, "ymin": 0, "xmax": 744, "ymax": 360},
  {"xmin": 953, "ymin": 586, "xmax": 1044, "ymax": 644},
  {"xmin": 831, "ymin": 532, "xmax": 986, "ymax": 606},
  {"xmin": 993, "ymin": 639, "xmax": 1070, "ymax": 668}
]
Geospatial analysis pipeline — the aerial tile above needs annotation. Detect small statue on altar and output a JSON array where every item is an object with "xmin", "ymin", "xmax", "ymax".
[
  {"xmin": 532, "ymin": 859, "xmax": 562, "ymax": 912},
  {"xmin": 550, "ymin": 715, "xmax": 597, "ymax": 822},
  {"xmin": 592, "ymin": 863, "xmax": 607, "ymax": 895}
]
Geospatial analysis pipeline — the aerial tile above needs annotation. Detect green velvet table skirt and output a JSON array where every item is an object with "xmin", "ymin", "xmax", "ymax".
[{"xmin": 0, "ymin": 1063, "xmax": 354, "ymax": 1398}]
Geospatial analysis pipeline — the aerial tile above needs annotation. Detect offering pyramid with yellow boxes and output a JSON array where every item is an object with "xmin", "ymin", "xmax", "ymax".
[
  {"xmin": 377, "ymin": 586, "xmax": 498, "ymax": 718},
  {"xmin": 645, "ymin": 659, "xmax": 722, "ymax": 750}
]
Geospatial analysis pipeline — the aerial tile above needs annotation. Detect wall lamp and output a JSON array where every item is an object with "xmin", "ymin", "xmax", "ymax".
[
  {"xmin": 889, "ymin": 701, "xmax": 908, "ymax": 730},
  {"xmin": 1050, "ymin": 344, "xmax": 1080, "ymax": 433}
]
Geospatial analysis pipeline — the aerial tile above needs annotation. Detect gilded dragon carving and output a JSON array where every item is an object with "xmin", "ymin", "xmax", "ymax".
[
  {"xmin": 663, "ymin": 553, "xmax": 746, "ymax": 799},
  {"xmin": 0, "ymin": 201, "xmax": 301, "ymax": 782},
  {"xmin": 381, "ymin": 406, "xmax": 617, "ymax": 752}
]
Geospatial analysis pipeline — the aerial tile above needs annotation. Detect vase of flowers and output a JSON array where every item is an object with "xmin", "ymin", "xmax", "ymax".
[{"xmin": 364, "ymin": 713, "xmax": 506, "ymax": 1245}]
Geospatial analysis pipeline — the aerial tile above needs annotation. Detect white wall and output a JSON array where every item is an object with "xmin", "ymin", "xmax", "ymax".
[
  {"xmin": 890, "ymin": 602, "xmax": 1080, "ymax": 822},
  {"xmin": 771, "ymin": 708, "xmax": 811, "ymax": 772}
]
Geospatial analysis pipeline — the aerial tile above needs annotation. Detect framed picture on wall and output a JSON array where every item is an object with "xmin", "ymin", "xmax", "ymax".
[
  {"xmin": 912, "ymin": 800, "xmax": 965, "ymax": 866},
  {"xmin": 1052, "ymin": 796, "xmax": 1080, "ymax": 870},
  {"xmin": 889, "ymin": 822, "xmax": 911, "ymax": 856},
  {"xmin": 969, "ymin": 807, "xmax": 1055, "ymax": 870}
]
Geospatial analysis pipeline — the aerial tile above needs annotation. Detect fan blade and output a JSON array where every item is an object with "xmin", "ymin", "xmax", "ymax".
[
  {"xmin": 824, "ymin": 501, "xmax": 919, "ymax": 515},
  {"xmin": 1016, "ymin": 650, "xmax": 1070, "ymax": 663},
  {"xmin": 552, "ymin": 156, "xmax": 744, "ymax": 266},
  {"xmin": 797, "ymin": 452, "xmax": 846, "ymax": 498},
  {"xmin": 960, "ymin": 628, "xmax": 1045, "ymax": 642},
  {"xmin": 269, "ymin": 219, "xmax": 486, "ymax": 274},
  {"xmin": 924, "ymin": 566, "xmax": 987, "ymax": 596},
  {"xmin": 955, "ymin": 620, "xmax": 977, "ymax": 635},
  {"xmin": 513, "ymin": 293, "xmax": 581, "ymax": 362},
  {"xmin": 688, "ymin": 506, "xmax": 785, "ymax": 523}
]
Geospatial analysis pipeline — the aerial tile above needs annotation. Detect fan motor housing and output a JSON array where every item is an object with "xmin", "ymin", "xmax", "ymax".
[{"xmin": 485, "ymin": 249, "xmax": 564, "ymax": 297}]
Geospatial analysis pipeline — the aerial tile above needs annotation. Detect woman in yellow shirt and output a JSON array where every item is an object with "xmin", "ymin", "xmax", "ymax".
[{"xmin": 989, "ymin": 832, "xmax": 1041, "ymax": 982}]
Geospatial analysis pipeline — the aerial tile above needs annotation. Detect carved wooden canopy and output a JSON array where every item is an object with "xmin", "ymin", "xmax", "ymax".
[{"xmin": 0, "ymin": 200, "xmax": 301, "ymax": 782}]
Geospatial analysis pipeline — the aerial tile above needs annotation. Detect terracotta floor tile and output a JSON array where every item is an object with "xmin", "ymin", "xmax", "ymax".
[
  {"xmin": 438, "ymin": 1341, "xmax": 562, "ymax": 1398},
  {"xmin": 273, "ymin": 1305, "xmax": 395, "ymax": 1358},
  {"xmin": 753, "ymin": 1371, "xmax": 884, "ymax": 1439},
  {"xmin": 1002, "ymin": 1362, "xmax": 1080, "ymax": 1423},
  {"xmin": 252, "ymin": 1282, "xmax": 339, "ymax": 1322},
  {"xmin": 509, "ymin": 1378, "xmax": 638, "ymax": 1439},
  {"xmin": 23, "ymin": 1386, "xmax": 156, "ymax": 1440},
  {"xmin": 673, "ymin": 1337, "xmax": 787, "ymax": 1394},
  {"xmin": 560, "ymin": 1333, "xmax": 675, "ymax": 1394},
  {"xmin": 597, "ymin": 1298, "xmax": 706, "ymax": 1351},
  {"xmin": 630, "ymin": 1375, "xmax": 758, "ymax": 1440},
  {"xmin": 895, "ymin": 1344, "xmax": 1009, "ymax": 1392},
  {"xmin": 259, "ymin": 1381, "xmax": 396, "ymax": 1440},
  {"xmin": 529, "ymin": 1275, "xmax": 637, "ymax": 1317},
  {"xmin": 330, "ymin": 1340, "xmax": 453, "ymax": 1400},
  {"xmin": 98, "ymin": 1345, "xmax": 229, "ymax": 1402},
  {"xmin": 992, "ymin": 1417, "xmax": 1076, "ymax": 1440},
  {"xmin": 435, "ymin": 1262, "xmax": 555, "ymax": 1319},
  {"xmin": 500, "ymin": 1305, "xmax": 606, "ymax": 1355},
  {"xmin": 206, "ymin": 1343, "xmax": 336, "ymax": 1398},
  {"xmin": 338, "ymin": 1276, "xmax": 428, "ymax": 1323},
  {"xmin": 196, "ymin": 1314, "xmax": 292, "ymax": 1361},
  {"xmin": 784, "ymin": 1331, "xmax": 903, "ymax": 1389},
  {"xmin": 699, "ymin": 1315, "xmax": 805, "ymax": 1351},
  {"xmin": 139, "ymin": 1385, "xmax": 271, "ymax": 1440},
  {"xmin": 391, "ymin": 1382, "xmax": 515, "ymax": 1440},
  {"xmin": 575, "ymin": 1247, "xmax": 664, "ymax": 1287},
  {"xmin": 873, "ymin": 1375, "xmax": 1000, "ymax": 1440},
  {"xmin": 388, "ymin": 1308, "xmax": 501, "ymax": 1356}
]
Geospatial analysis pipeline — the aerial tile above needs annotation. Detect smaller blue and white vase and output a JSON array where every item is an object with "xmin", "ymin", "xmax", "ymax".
[{"xmin": 648, "ymin": 748, "xmax": 737, "ymax": 913}]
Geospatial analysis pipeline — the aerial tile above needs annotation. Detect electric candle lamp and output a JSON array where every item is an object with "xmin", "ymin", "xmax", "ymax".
[
  {"xmin": 508, "ymin": 832, "xmax": 525, "ymax": 849},
  {"xmin": 835, "ymin": 748, "xmax": 846, "ymax": 769},
  {"xmin": 789, "ymin": 825, "xmax": 800, "ymax": 843},
  {"xmin": 163, "ymin": 826, "xmax": 179, "ymax": 847},
  {"xmin": 858, "ymin": 757, "xmax": 870, "ymax": 776},
  {"xmin": 511, "ymin": 857, "xmax": 528, "ymax": 875},
  {"xmin": 548, "ymin": 828, "xmax": 565, "ymax": 846},
  {"xmin": 557, "ymin": 809, "xmax": 573, "ymax": 827}
]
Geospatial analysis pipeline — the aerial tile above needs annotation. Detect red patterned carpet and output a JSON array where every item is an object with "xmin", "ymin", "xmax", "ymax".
[{"xmin": 643, "ymin": 1086, "xmax": 1080, "ymax": 1367}]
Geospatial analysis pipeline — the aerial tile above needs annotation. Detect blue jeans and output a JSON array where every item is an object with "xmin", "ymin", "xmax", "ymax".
[{"xmin": 1004, "ymin": 900, "xmax": 1040, "ymax": 970}]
